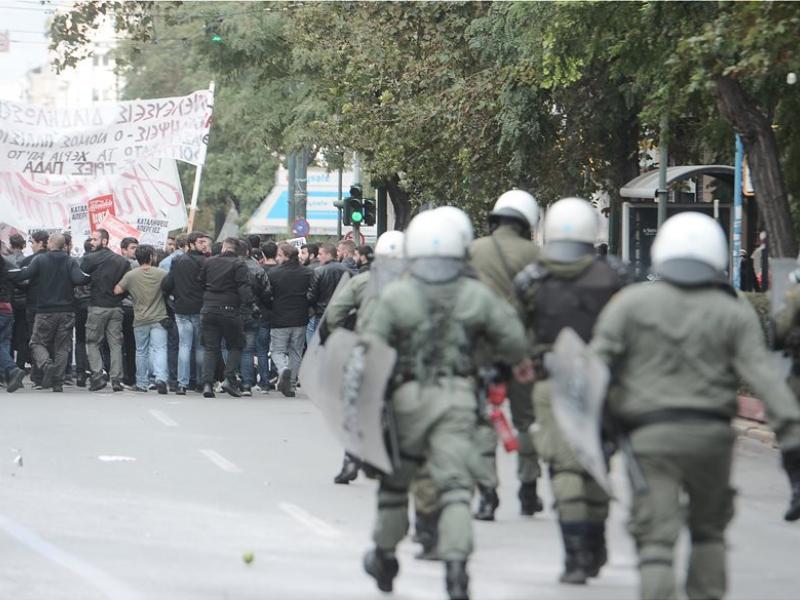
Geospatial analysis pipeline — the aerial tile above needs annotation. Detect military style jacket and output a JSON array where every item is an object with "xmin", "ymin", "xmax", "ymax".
[
  {"xmin": 470, "ymin": 225, "xmax": 539, "ymax": 314},
  {"xmin": 362, "ymin": 274, "xmax": 528, "ymax": 386},
  {"xmin": 775, "ymin": 283, "xmax": 800, "ymax": 349},
  {"xmin": 591, "ymin": 280, "xmax": 800, "ymax": 452},
  {"xmin": 325, "ymin": 271, "xmax": 370, "ymax": 332}
]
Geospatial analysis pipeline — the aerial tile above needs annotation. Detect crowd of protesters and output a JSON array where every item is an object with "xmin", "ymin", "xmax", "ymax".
[{"xmin": 0, "ymin": 229, "xmax": 372, "ymax": 397}]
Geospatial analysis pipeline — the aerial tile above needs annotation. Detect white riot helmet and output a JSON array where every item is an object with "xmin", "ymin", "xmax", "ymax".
[
  {"xmin": 651, "ymin": 212, "xmax": 728, "ymax": 285},
  {"xmin": 434, "ymin": 206, "xmax": 474, "ymax": 249},
  {"xmin": 404, "ymin": 208, "xmax": 472, "ymax": 260},
  {"xmin": 489, "ymin": 189, "xmax": 540, "ymax": 232},
  {"xmin": 542, "ymin": 197, "xmax": 598, "ymax": 261},
  {"xmin": 374, "ymin": 231, "xmax": 405, "ymax": 258}
]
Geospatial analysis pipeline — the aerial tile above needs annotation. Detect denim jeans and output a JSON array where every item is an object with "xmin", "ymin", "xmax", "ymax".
[
  {"xmin": 176, "ymin": 314, "xmax": 203, "ymax": 388},
  {"xmin": 306, "ymin": 315, "xmax": 320, "ymax": 346},
  {"xmin": 270, "ymin": 326, "xmax": 306, "ymax": 385},
  {"xmin": 0, "ymin": 312, "xmax": 17, "ymax": 378},
  {"xmin": 239, "ymin": 319, "xmax": 259, "ymax": 387},
  {"xmin": 133, "ymin": 322, "xmax": 168, "ymax": 389},
  {"xmin": 256, "ymin": 322, "xmax": 271, "ymax": 386}
]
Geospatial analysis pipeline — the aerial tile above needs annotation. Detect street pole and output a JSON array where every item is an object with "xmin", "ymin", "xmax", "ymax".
[
  {"xmin": 733, "ymin": 134, "xmax": 744, "ymax": 289},
  {"xmin": 296, "ymin": 146, "xmax": 308, "ymax": 220},
  {"xmin": 187, "ymin": 80, "xmax": 216, "ymax": 233},
  {"xmin": 353, "ymin": 151, "xmax": 361, "ymax": 187},
  {"xmin": 337, "ymin": 164, "xmax": 343, "ymax": 238},
  {"xmin": 287, "ymin": 151, "xmax": 296, "ymax": 231},
  {"xmin": 657, "ymin": 115, "xmax": 669, "ymax": 227}
]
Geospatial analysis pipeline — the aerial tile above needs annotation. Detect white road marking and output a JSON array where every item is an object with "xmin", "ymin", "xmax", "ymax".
[
  {"xmin": 0, "ymin": 513, "xmax": 142, "ymax": 600},
  {"xmin": 278, "ymin": 502, "xmax": 342, "ymax": 539},
  {"xmin": 148, "ymin": 409, "xmax": 179, "ymax": 428},
  {"xmin": 198, "ymin": 449, "xmax": 242, "ymax": 473},
  {"xmin": 98, "ymin": 456, "xmax": 136, "ymax": 462}
]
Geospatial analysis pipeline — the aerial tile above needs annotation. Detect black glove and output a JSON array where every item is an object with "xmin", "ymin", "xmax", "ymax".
[{"xmin": 781, "ymin": 448, "xmax": 800, "ymax": 522}]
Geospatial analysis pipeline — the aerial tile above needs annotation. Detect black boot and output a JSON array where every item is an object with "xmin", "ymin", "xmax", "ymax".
[
  {"xmin": 202, "ymin": 383, "xmax": 216, "ymax": 398},
  {"xmin": 559, "ymin": 522, "xmax": 592, "ymax": 585},
  {"xmin": 518, "ymin": 480, "xmax": 544, "ymax": 516},
  {"xmin": 413, "ymin": 510, "xmax": 439, "ymax": 561},
  {"xmin": 473, "ymin": 485, "xmax": 499, "ymax": 521},
  {"xmin": 334, "ymin": 453, "xmax": 359, "ymax": 484},
  {"xmin": 782, "ymin": 449, "xmax": 800, "ymax": 521},
  {"xmin": 363, "ymin": 548, "xmax": 399, "ymax": 592},
  {"xmin": 445, "ymin": 560, "xmax": 470, "ymax": 600},
  {"xmin": 221, "ymin": 377, "xmax": 241, "ymax": 398},
  {"xmin": 585, "ymin": 522, "xmax": 608, "ymax": 577}
]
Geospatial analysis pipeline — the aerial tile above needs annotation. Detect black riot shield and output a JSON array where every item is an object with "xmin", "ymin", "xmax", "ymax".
[{"xmin": 545, "ymin": 327, "xmax": 613, "ymax": 496}]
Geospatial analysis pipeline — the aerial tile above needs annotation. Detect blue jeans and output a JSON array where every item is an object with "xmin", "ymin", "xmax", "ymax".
[
  {"xmin": 176, "ymin": 314, "xmax": 203, "ymax": 388},
  {"xmin": 256, "ymin": 322, "xmax": 271, "ymax": 386},
  {"xmin": 239, "ymin": 319, "xmax": 259, "ymax": 387},
  {"xmin": 306, "ymin": 315, "xmax": 320, "ymax": 346},
  {"xmin": 133, "ymin": 322, "xmax": 168, "ymax": 389},
  {"xmin": 0, "ymin": 312, "xmax": 17, "ymax": 378}
]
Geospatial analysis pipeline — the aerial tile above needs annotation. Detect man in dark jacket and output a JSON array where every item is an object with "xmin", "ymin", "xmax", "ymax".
[
  {"xmin": 163, "ymin": 231, "xmax": 209, "ymax": 395},
  {"xmin": 198, "ymin": 237, "xmax": 253, "ymax": 398},
  {"xmin": 5, "ymin": 233, "xmax": 27, "ymax": 372},
  {"xmin": 306, "ymin": 242, "xmax": 349, "ymax": 344},
  {"xmin": 19, "ymin": 230, "xmax": 49, "ymax": 385},
  {"xmin": 238, "ymin": 240, "xmax": 270, "ymax": 396},
  {"xmin": 0, "ymin": 258, "xmax": 26, "ymax": 392},
  {"xmin": 268, "ymin": 243, "xmax": 312, "ymax": 397},
  {"xmin": 81, "ymin": 228, "xmax": 131, "ymax": 391},
  {"xmin": 14, "ymin": 234, "xmax": 89, "ymax": 391}
]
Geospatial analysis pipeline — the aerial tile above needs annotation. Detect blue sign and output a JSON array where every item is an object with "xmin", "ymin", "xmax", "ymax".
[{"xmin": 292, "ymin": 218, "xmax": 310, "ymax": 237}]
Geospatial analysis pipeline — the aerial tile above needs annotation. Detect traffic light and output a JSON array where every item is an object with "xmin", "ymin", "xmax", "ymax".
[
  {"xmin": 362, "ymin": 197, "xmax": 376, "ymax": 226},
  {"xmin": 343, "ymin": 185, "xmax": 364, "ymax": 227}
]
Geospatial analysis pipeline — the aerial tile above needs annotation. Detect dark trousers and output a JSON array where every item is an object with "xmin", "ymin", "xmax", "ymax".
[
  {"xmin": 12, "ymin": 303, "xmax": 28, "ymax": 369},
  {"xmin": 167, "ymin": 317, "xmax": 179, "ymax": 388},
  {"xmin": 30, "ymin": 312, "xmax": 74, "ymax": 387},
  {"xmin": 74, "ymin": 303, "xmax": 88, "ymax": 379},
  {"xmin": 25, "ymin": 309, "xmax": 40, "ymax": 383},
  {"xmin": 122, "ymin": 305, "xmax": 136, "ymax": 386},
  {"xmin": 201, "ymin": 308, "xmax": 245, "ymax": 384}
]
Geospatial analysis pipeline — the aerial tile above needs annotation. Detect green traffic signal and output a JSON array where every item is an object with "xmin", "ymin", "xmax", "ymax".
[{"xmin": 352, "ymin": 210, "xmax": 364, "ymax": 223}]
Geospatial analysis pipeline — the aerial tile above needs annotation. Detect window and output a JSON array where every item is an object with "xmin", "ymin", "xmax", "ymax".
[
  {"xmin": 92, "ymin": 55, "xmax": 99, "ymax": 67},
  {"xmin": 103, "ymin": 54, "xmax": 110, "ymax": 66}
]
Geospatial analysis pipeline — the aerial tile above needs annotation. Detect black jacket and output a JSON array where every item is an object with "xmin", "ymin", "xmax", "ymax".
[
  {"xmin": 81, "ymin": 247, "xmax": 131, "ymax": 308},
  {"xmin": 19, "ymin": 249, "xmax": 47, "ymax": 311},
  {"xmin": 307, "ymin": 260, "xmax": 350, "ymax": 317},
  {"xmin": 14, "ymin": 251, "xmax": 89, "ymax": 313},
  {"xmin": 0, "ymin": 259, "xmax": 13, "ymax": 306},
  {"xmin": 268, "ymin": 259, "xmax": 313, "ymax": 328},
  {"xmin": 199, "ymin": 252, "xmax": 253, "ymax": 310},
  {"xmin": 163, "ymin": 250, "xmax": 206, "ymax": 315}
]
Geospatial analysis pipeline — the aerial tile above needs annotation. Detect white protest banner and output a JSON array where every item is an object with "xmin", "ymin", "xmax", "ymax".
[
  {"xmin": 136, "ymin": 216, "xmax": 170, "ymax": 249},
  {"xmin": 0, "ymin": 158, "xmax": 186, "ymax": 233},
  {"xmin": 0, "ymin": 89, "xmax": 212, "ymax": 174},
  {"xmin": 69, "ymin": 201, "xmax": 91, "ymax": 255},
  {"xmin": 286, "ymin": 236, "xmax": 307, "ymax": 249}
]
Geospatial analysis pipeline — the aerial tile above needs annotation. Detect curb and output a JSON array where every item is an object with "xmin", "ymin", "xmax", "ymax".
[{"xmin": 733, "ymin": 417, "xmax": 777, "ymax": 447}]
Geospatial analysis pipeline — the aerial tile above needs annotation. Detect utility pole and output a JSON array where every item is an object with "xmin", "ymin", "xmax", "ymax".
[
  {"xmin": 296, "ymin": 146, "xmax": 308, "ymax": 220},
  {"xmin": 657, "ymin": 115, "xmax": 669, "ymax": 227},
  {"xmin": 337, "ymin": 164, "xmax": 343, "ymax": 238},
  {"xmin": 287, "ymin": 152, "xmax": 296, "ymax": 229},
  {"xmin": 732, "ymin": 135, "xmax": 744, "ymax": 289}
]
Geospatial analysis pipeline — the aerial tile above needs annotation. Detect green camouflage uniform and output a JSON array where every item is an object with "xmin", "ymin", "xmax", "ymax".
[
  {"xmin": 774, "ymin": 283, "xmax": 800, "ymax": 398},
  {"xmin": 468, "ymin": 225, "xmax": 541, "ymax": 490},
  {"xmin": 325, "ymin": 271, "xmax": 371, "ymax": 332},
  {"xmin": 592, "ymin": 281, "xmax": 800, "ymax": 600},
  {"xmin": 361, "ymin": 274, "xmax": 527, "ymax": 561}
]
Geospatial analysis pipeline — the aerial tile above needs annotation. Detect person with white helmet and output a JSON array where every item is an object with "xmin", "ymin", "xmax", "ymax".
[
  {"xmin": 360, "ymin": 208, "xmax": 530, "ymax": 600},
  {"xmin": 514, "ymin": 196, "xmax": 628, "ymax": 585},
  {"xmin": 468, "ymin": 189, "xmax": 544, "ymax": 521},
  {"xmin": 322, "ymin": 230, "xmax": 406, "ymax": 485},
  {"xmin": 591, "ymin": 212, "xmax": 800, "ymax": 600}
]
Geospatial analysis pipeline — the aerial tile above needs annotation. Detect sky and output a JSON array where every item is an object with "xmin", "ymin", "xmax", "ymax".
[{"xmin": 0, "ymin": 1, "xmax": 56, "ymax": 84}]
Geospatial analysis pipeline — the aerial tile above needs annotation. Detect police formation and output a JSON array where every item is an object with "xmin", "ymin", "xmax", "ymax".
[{"xmin": 316, "ymin": 192, "xmax": 800, "ymax": 600}]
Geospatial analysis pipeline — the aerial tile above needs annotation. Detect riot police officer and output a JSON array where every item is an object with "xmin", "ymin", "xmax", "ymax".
[
  {"xmin": 469, "ymin": 189, "xmax": 544, "ymax": 520},
  {"xmin": 514, "ymin": 197, "xmax": 626, "ymax": 584},
  {"xmin": 360, "ymin": 209, "xmax": 529, "ymax": 600},
  {"xmin": 592, "ymin": 212, "xmax": 800, "ymax": 600}
]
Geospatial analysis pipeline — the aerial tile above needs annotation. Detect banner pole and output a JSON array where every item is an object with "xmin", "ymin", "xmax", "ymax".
[{"xmin": 187, "ymin": 80, "xmax": 215, "ymax": 233}]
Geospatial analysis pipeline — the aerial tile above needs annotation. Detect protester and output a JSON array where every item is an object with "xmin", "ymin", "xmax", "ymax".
[
  {"xmin": 114, "ymin": 244, "xmax": 169, "ymax": 394},
  {"xmin": 120, "ymin": 237, "xmax": 139, "ymax": 386},
  {"xmin": 81, "ymin": 228, "xmax": 131, "ymax": 391},
  {"xmin": 0, "ymin": 256, "xmax": 26, "ymax": 393},
  {"xmin": 19, "ymin": 231, "xmax": 50, "ymax": 385},
  {"xmin": 355, "ymin": 244, "xmax": 374, "ymax": 272},
  {"xmin": 237, "ymin": 239, "xmax": 270, "ymax": 396},
  {"xmin": 71, "ymin": 235, "xmax": 91, "ymax": 387},
  {"xmin": 257, "ymin": 241, "xmax": 279, "ymax": 389},
  {"xmin": 198, "ymin": 237, "xmax": 253, "ymax": 398},
  {"xmin": 337, "ymin": 239, "xmax": 359, "ymax": 273},
  {"xmin": 5, "ymin": 233, "xmax": 28, "ymax": 371},
  {"xmin": 306, "ymin": 243, "xmax": 349, "ymax": 344},
  {"xmin": 165, "ymin": 236, "xmax": 176, "ymax": 255},
  {"xmin": 159, "ymin": 233, "xmax": 187, "ymax": 273},
  {"xmin": 14, "ymin": 234, "xmax": 88, "ymax": 392},
  {"xmin": 267, "ymin": 243, "xmax": 312, "ymax": 397},
  {"xmin": 163, "ymin": 231, "xmax": 210, "ymax": 394}
]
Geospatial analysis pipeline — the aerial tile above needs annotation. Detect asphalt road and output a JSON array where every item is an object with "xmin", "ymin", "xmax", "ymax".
[{"xmin": 0, "ymin": 386, "xmax": 796, "ymax": 600}]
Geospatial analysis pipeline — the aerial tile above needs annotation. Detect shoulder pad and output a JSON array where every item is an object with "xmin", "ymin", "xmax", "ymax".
[{"xmin": 513, "ymin": 261, "xmax": 550, "ymax": 296}]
